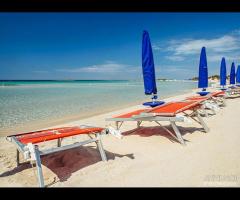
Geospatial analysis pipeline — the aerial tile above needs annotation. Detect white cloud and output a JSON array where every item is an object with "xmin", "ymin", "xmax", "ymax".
[
  {"xmin": 165, "ymin": 55, "xmax": 185, "ymax": 61},
  {"xmin": 207, "ymin": 55, "xmax": 238, "ymax": 62},
  {"xmin": 154, "ymin": 30, "xmax": 240, "ymax": 62},
  {"xmin": 171, "ymin": 35, "xmax": 239, "ymax": 55},
  {"xmin": 57, "ymin": 61, "xmax": 140, "ymax": 74},
  {"xmin": 152, "ymin": 44, "xmax": 162, "ymax": 51}
]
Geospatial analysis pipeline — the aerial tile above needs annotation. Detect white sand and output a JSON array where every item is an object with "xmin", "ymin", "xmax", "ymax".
[{"xmin": 0, "ymin": 90, "xmax": 240, "ymax": 187}]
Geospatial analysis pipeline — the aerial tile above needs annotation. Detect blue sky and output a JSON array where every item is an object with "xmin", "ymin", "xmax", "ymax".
[{"xmin": 1, "ymin": 13, "xmax": 240, "ymax": 80}]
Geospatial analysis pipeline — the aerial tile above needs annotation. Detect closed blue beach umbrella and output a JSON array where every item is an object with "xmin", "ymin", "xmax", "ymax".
[
  {"xmin": 142, "ymin": 30, "xmax": 157, "ymax": 96},
  {"xmin": 197, "ymin": 47, "xmax": 209, "ymax": 96},
  {"xmin": 236, "ymin": 65, "xmax": 240, "ymax": 85},
  {"xmin": 220, "ymin": 57, "xmax": 227, "ymax": 87},
  {"xmin": 230, "ymin": 62, "xmax": 236, "ymax": 85},
  {"xmin": 142, "ymin": 30, "xmax": 164, "ymax": 107}
]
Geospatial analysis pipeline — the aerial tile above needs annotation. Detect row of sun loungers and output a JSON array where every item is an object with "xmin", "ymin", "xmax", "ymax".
[
  {"xmin": 106, "ymin": 90, "xmax": 226, "ymax": 145},
  {"xmin": 5, "ymin": 89, "xmax": 231, "ymax": 187},
  {"xmin": 225, "ymin": 86, "xmax": 240, "ymax": 96}
]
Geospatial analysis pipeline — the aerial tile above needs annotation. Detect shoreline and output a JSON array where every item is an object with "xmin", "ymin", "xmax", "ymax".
[
  {"xmin": 0, "ymin": 88, "xmax": 196, "ymax": 136},
  {"xmin": 39, "ymin": 88, "xmax": 199, "ymax": 132}
]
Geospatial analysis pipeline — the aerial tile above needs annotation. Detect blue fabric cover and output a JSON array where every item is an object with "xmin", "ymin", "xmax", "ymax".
[
  {"xmin": 197, "ymin": 91, "xmax": 210, "ymax": 96},
  {"xmin": 198, "ymin": 47, "xmax": 208, "ymax": 89},
  {"xmin": 230, "ymin": 62, "xmax": 236, "ymax": 85},
  {"xmin": 236, "ymin": 65, "xmax": 240, "ymax": 84},
  {"xmin": 143, "ymin": 101, "xmax": 165, "ymax": 107},
  {"xmin": 142, "ymin": 30, "xmax": 157, "ymax": 95},
  {"xmin": 220, "ymin": 57, "xmax": 227, "ymax": 86}
]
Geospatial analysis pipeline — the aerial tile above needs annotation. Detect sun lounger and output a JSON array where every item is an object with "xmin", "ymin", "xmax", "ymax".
[
  {"xmin": 210, "ymin": 91, "xmax": 226, "ymax": 106},
  {"xmin": 106, "ymin": 100, "xmax": 209, "ymax": 146},
  {"xmin": 225, "ymin": 87, "xmax": 240, "ymax": 96},
  {"xmin": 185, "ymin": 96, "xmax": 216, "ymax": 117},
  {"xmin": 186, "ymin": 91, "xmax": 226, "ymax": 111},
  {"xmin": 6, "ymin": 125, "xmax": 120, "ymax": 187}
]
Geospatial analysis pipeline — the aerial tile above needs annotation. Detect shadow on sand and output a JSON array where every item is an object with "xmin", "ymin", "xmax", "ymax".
[
  {"xmin": 122, "ymin": 124, "xmax": 206, "ymax": 144},
  {"xmin": 0, "ymin": 123, "xmax": 206, "ymax": 186},
  {"xmin": 0, "ymin": 146, "xmax": 134, "ymax": 186}
]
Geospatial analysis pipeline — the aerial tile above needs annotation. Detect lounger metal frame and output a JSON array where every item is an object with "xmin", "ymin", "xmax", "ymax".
[
  {"xmin": 210, "ymin": 95, "xmax": 226, "ymax": 107},
  {"xmin": 226, "ymin": 88, "xmax": 240, "ymax": 96},
  {"xmin": 6, "ymin": 125, "xmax": 108, "ymax": 187},
  {"xmin": 106, "ymin": 105, "xmax": 209, "ymax": 146}
]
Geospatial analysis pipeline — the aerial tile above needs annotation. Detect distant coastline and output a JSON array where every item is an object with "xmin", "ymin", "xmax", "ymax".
[{"xmin": 189, "ymin": 74, "xmax": 229, "ymax": 82}]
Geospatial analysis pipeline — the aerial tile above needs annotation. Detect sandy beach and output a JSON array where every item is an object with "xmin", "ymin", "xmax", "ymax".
[{"xmin": 0, "ymin": 89, "xmax": 240, "ymax": 187}]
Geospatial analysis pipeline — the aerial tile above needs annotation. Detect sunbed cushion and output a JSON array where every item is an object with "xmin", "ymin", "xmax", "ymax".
[
  {"xmin": 10, "ymin": 127, "xmax": 104, "ymax": 144},
  {"xmin": 148, "ymin": 101, "xmax": 201, "ymax": 116},
  {"xmin": 187, "ymin": 91, "xmax": 225, "ymax": 100},
  {"xmin": 113, "ymin": 101, "xmax": 201, "ymax": 119},
  {"xmin": 211, "ymin": 91, "xmax": 225, "ymax": 96},
  {"xmin": 186, "ymin": 96, "xmax": 209, "ymax": 101}
]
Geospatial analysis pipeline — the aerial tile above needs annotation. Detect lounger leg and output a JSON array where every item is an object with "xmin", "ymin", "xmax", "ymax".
[
  {"xmin": 201, "ymin": 104, "xmax": 209, "ymax": 117},
  {"xmin": 137, "ymin": 121, "xmax": 141, "ymax": 128},
  {"xmin": 57, "ymin": 138, "xmax": 61, "ymax": 147},
  {"xmin": 95, "ymin": 133, "xmax": 107, "ymax": 162},
  {"xmin": 196, "ymin": 110, "xmax": 209, "ymax": 133},
  {"xmin": 32, "ymin": 146, "xmax": 45, "ymax": 187},
  {"xmin": 212, "ymin": 108, "xmax": 216, "ymax": 115},
  {"xmin": 16, "ymin": 149, "xmax": 20, "ymax": 167},
  {"xmin": 222, "ymin": 98, "xmax": 226, "ymax": 107},
  {"xmin": 204, "ymin": 109, "xmax": 209, "ymax": 117},
  {"xmin": 115, "ymin": 121, "xmax": 119, "ymax": 130},
  {"xmin": 170, "ymin": 122, "xmax": 185, "ymax": 145}
]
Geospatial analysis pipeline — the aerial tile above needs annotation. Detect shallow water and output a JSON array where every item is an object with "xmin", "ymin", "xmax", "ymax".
[{"xmin": 0, "ymin": 80, "xmax": 196, "ymax": 134}]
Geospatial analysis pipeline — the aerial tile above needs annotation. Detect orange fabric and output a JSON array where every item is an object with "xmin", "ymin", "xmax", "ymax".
[
  {"xmin": 148, "ymin": 101, "xmax": 200, "ymax": 116},
  {"xmin": 113, "ymin": 101, "xmax": 201, "ymax": 119},
  {"xmin": 113, "ymin": 109, "xmax": 147, "ymax": 118},
  {"xmin": 14, "ymin": 127, "xmax": 104, "ymax": 144},
  {"xmin": 186, "ymin": 96, "xmax": 209, "ymax": 101},
  {"xmin": 211, "ymin": 91, "xmax": 225, "ymax": 96},
  {"xmin": 186, "ymin": 91, "xmax": 225, "ymax": 101}
]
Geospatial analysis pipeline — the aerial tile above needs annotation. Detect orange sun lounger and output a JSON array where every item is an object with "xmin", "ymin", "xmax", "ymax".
[
  {"xmin": 6, "ymin": 125, "xmax": 114, "ymax": 187},
  {"xmin": 9, "ymin": 126, "xmax": 105, "ymax": 144},
  {"xmin": 186, "ymin": 91, "xmax": 225, "ymax": 101},
  {"xmin": 106, "ymin": 100, "xmax": 209, "ymax": 146},
  {"xmin": 186, "ymin": 90, "xmax": 226, "ymax": 112}
]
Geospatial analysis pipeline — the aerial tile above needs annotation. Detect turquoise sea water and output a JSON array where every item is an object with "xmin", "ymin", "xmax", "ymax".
[{"xmin": 0, "ymin": 80, "xmax": 196, "ymax": 134}]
